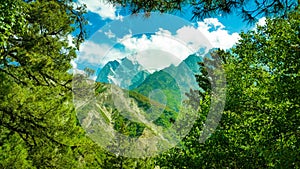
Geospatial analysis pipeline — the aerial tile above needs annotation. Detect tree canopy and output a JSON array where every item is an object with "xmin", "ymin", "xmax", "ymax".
[
  {"xmin": 0, "ymin": 0, "xmax": 95, "ymax": 168},
  {"xmin": 156, "ymin": 8, "xmax": 300, "ymax": 168},
  {"xmin": 108, "ymin": 0, "xmax": 299, "ymax": 22}
]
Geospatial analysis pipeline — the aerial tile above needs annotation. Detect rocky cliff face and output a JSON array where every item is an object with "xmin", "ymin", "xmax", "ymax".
[
  {"xmin": 96, "ymin": 60, "xmax": 119, "ymax": 83},
  {"xmin": 96, "ymin": 57, "xmax": 150, "ymax": 90}
]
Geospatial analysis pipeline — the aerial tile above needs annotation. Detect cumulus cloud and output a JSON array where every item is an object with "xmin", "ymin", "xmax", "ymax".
[
  {"xmin": 174, "ymin": 26, "xmax": 211, "ymax": 52},
  {"xmin": 200, "ymin": 18, "xmax": 225, "ymax": 30},
  {"xmin": 117, "ymin": 28, "xmax": 193, "ymax": 70},
  {"xmin": 77, "ymin": 0, "xmax": 122, "ymax": 20},
  {"xmin": 196, "ymin": 18, "xmax": 240, "ymax": 50},
  {"xmin": 77, "ymin": 41, "xmax": 124, "ymax": 66},
  {"xmin": 71, "ymin": 59, "xmax": 77, "ymax": 69},
  {"xmin": 69, "ymin": 59, "xmax": 86, "ymax": 75}
]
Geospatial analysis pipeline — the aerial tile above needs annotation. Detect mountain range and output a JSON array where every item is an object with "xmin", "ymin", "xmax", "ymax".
[{"xmin": 96, "ymin": 54, "xmax": 202, "ymax": 112}]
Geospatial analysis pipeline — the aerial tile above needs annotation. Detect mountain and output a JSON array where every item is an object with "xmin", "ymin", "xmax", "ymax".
[
  {"xmin": 96, "ymin": 57, "xmax": 150, "ymax": 90},
  {"xmin": 96, "ymin": 54, "xmax": 202, "ymax": 112},
  {"xmin": 165, "ymin": 53, "xmax": 203, "ymax": 91},
  {"xmin": 74, "ymin": 79, "xmax": 181, "ymax": 157},
  {"xmin": 75, "ymin": 54, "xmax": 203, "ymax": 156},
  {"xmin": 181, "ymin": 54, "xmax": 203, "ymax": 73},
  {"xmin": 75, "ymin": 81, "xmax": 177, "ymax": 134},
  {"xmin": 133, "ymin": 70, "xmax": 182, "ymax": 112},
  {"xmin": 96, "ymin": 60, "xmax": 119, "ymax": 83},
  {"xmin": 134, "ymin": 54, "xmax": 203, "ymax": 112}
]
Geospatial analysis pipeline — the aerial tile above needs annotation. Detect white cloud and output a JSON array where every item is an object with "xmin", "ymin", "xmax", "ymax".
[
  {"xmin": 77, "ymin": 0, "xmax": 122, "ymax": 20},
  {"xmin": 200, "ymin": 18, "xmax": 225, "ymax": 30},
  {"xmin": 101, "ymin": 18, "xmax": 240, "ymax": 70},
  {"xmin": 117, "ymin": 28, "xmax": 193, "ymax": 60},
  {"xmin": 69, "ymin": 59, "xmax": 87, "ymax": 75},
  {"xmin": 196, "ymin": 18, "xmax": 240, "ymax": 50},
  {"xmin": 119, "ymin": 17, "xmax": 240, "ymax": 61},
  {"xmin": 104, "ymin": 30, "xmax": 116, "ymax": 39},
  {"xmin": 257, "ymin": 17, "xmax": 266, "ymax": 26},
  {"xmin": 117, "ymin": 18, "xmax": 239, "ymax": 61},
  {"xmin": 77, "ymin": 41, "xmax": 124, "ymax": 66},
  {"xmin": 116, "ymin": 29, "xmax": 193, "ymax": 71},
  {"xmin": 71, "ymin": 59, "xmax": 77, "ymax": 69},
  {"xmin": 252, "ymin": 17, "xmax": 267, "ymax": 31},
  {"xmin": 155, "ymin": 28, "xmax": 172, "ymax": 36},
  {"xmin": 174, "ymin": 26, "xmax": 211, "ymax": 52},
  {"xmin": 133, "ymin": 50, "xmax": 182, "ymax": 73}
]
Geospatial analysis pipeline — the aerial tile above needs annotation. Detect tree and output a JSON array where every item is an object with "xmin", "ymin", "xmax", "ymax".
[
  {"xmin": 0, "ymin": 0, "xmax": 108, "ymax": 168},
  {"xmin": 217, "ymin": 9, "xmax": 300, "ymax": 167},
  {"xmin": 107, "ymin": 0, "xmax": 299, "ymax": 22},
  {"xmin": 156, "ymin": 8, "xmax": 299, "ymax": 168}
]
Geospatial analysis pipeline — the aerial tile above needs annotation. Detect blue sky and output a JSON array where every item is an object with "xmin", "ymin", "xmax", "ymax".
[{"xmin": 71, "ymin": 0, "xmax": 266, "ymax": 79}]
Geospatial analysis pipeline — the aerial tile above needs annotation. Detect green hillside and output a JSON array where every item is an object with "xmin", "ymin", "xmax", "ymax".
[
  {"xmin": 128, "ymin": 90, "xmax": 178, "ymax": 128},
  {"xmin": 89, "ymin": 82, "xmax": 178, "ymax": 139},
  {"xmin": 133, "ymin": 54, "xmax": 203, "ymax": 113},
  {"xmin": 134, "ymin": 70, "xmax": 182, "ymax": 112}
]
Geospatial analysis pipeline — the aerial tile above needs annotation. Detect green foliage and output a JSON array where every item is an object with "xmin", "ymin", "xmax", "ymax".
[
  {"xmin": 129, "ymin": 90, "xmax": 178, "ymax": 128},
  {"xmin": 112, "ymin": 109, "xmax": 146, "ymax": 137},
  {"xmin": 218, "ymin": 10, "xmax": 300, "ymax": 167},
  {"xmin": 0, "ymin": 0, "xmax": 164, "ymax": 168},
  {"xmin": 0, "ymin": 127, "xmax": 33, "ymax": 168},
  {"xmin": 156, "ymin": 9, "xmax": 300, "ymax": 168},
  {"xmin": 0, "ymin": 0, "xmax": 107, "ymax": 168},
  {"xmin": 107, "ymin": 0, "xmax": 299, "ymax": 22}
]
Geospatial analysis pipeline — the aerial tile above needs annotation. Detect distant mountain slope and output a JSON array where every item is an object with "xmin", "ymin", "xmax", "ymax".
[
  {"xmin": 134, "ymin": 54, "xmax": 202, "ymax": 112},
  {"xmin": 134, "ymin": 70, "xmax": 182, "ymax": 112},
  {"xmin": 165, "ymin": 53, "xmax": 202, "ymax": 94},
  {"xmin": 96, "ymin": 57, "xmax": 150, "ymax": 90}
]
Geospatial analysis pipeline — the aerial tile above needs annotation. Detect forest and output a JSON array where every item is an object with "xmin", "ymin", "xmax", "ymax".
[{"xmin": 0, "ymin": 0, "xmax": 299, "ymax": 168}]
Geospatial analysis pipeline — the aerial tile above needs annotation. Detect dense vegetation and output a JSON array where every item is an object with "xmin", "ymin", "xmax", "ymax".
[
  {"xmin": 156, "ymin": 9, "xmax": 300, "ymax": 168},
  {"xmin": 0, "ymin": 0, "xmax": 299, "ymax": 168},
  {"xmin": 129, "ymin": 90, "xmax": 178, "ymax": 128}
]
